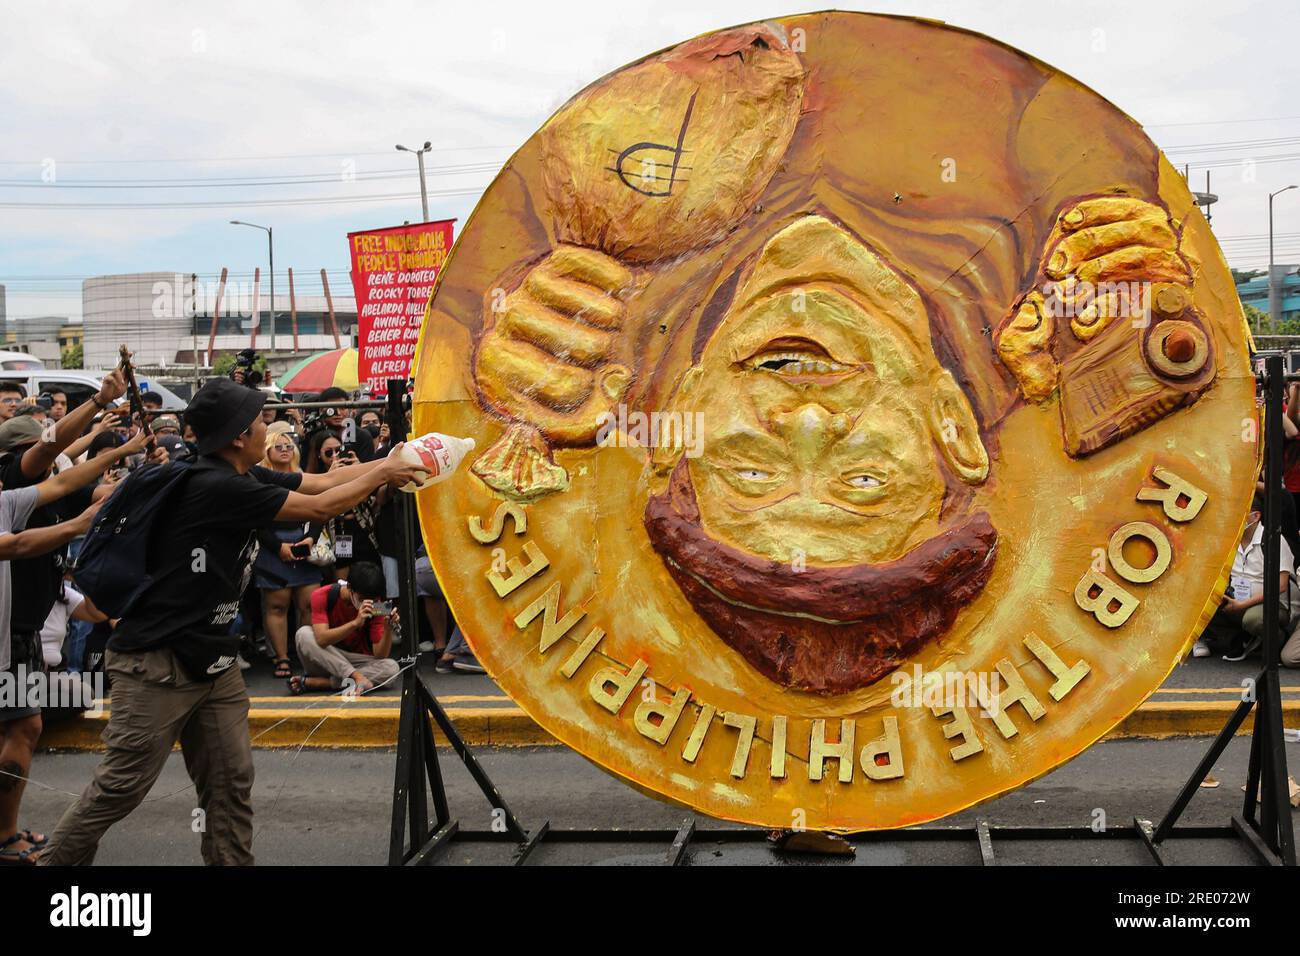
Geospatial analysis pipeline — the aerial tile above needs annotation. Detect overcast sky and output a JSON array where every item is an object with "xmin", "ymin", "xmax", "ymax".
[{"xmin": 2, "ymin": 0, "xmax": 1297, "ymax": 324}]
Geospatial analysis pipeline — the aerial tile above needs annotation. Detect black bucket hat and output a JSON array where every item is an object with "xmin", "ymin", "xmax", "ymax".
[{"xmin": 186, "ymin": 378, "xmax": 267, "ymax": 455}]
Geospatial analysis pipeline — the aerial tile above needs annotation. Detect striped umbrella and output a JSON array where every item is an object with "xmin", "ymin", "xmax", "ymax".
[{"xmin": 279, "ymin": 348, "xmax": 359, "ymax": 393}]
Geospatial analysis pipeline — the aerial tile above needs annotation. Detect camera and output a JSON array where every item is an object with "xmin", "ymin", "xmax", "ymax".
[
  {"xmin": 231, "ymin": 348, "xmax": 263, "ymax": 388},
  {"xmin": 35, "ymin": 392, "xmax": 54, "ymax": 410},
  {"xmin": 300, "ymin": 407, "xmax": 327, "ymax": 440}
]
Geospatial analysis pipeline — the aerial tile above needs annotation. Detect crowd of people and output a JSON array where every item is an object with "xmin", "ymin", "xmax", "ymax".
[{"xmin": 0, "ymin": 368, "xmax": 476, "ymax": 866}]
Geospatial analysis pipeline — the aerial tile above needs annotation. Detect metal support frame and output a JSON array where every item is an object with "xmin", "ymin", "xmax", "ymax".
[
  {"xmin": 384, "ymin": 360, "xmax": 1296, "ymax": 867},
  {"xmin": 411, "ymin": 821, "xmax": 1241, "ymax": 866},
  {"xmin": 1142, "ymin": 354, "xmax": 1296, "ymax": 866},
  {"xmin": 666, "ymin": 818, "xmax": 695, "ymax": 866},
  {"xmin": 382, "ymin": 378, "xmax": 540, "ymax": 865},
  {"xmin": 976, "ymin": 819, "xmax": 996, "ymax": 866}
]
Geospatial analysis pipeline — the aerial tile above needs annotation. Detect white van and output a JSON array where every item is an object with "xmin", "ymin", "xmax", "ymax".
[{"xmin": 0, "ymin": 365, "xmax": 188, "ymax": 412}]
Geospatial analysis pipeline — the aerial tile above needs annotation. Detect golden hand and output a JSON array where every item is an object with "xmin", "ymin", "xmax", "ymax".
[
  {"xmin": 1042, "ymin": 196, "xmax": 1191, "ymax": 341},
  {"xmin": 996, "ymin": 196, "xmax": 1193, "ymax": 403},
  {"xmin": 474, "ymin": 244, "xmax": 634, "ymax": 446}
]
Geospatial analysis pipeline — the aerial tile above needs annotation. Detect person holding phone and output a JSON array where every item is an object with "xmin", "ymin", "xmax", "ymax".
[
  {"xmin": 303, "ymin": 429, "xmax": 342, "ymax": 476},
  {"xmin": 253, "ymin": 427, "xmax": 321, "ymax": 679},
  {"xmin": 289, "ymin": 562, "xmax": 398, "ymax": 696}
]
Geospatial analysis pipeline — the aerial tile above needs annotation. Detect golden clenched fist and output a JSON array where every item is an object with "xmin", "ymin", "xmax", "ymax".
[{"xmin": 996, "ymin": 195, "xmax": 1194, "ymax": 403}]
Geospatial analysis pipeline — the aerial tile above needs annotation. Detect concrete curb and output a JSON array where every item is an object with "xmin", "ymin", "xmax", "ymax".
[{"xmin": 38, "ymin": 698, "xmax": 1300, "ymax": 751}]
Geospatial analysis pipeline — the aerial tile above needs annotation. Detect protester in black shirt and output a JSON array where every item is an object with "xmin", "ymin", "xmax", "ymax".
[{"xmin": 41, "ymin": 377, "xmax": 429, "ymax": 866}]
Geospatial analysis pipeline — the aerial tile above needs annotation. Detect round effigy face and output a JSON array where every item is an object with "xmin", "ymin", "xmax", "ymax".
[{"xmin": 413, "ymin": 11, "xmax": 1258, "ymax": 830}]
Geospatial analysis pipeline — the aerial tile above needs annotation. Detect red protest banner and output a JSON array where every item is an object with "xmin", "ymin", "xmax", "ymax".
[{"xmin": 347, "ymin": 219, "xmax": 454, "ymax": 395}]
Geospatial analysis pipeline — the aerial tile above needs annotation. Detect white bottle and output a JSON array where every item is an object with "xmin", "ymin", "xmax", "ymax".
[{"xmin": 393, "ymin": 433, "xmax": 476, "ymax": 492}]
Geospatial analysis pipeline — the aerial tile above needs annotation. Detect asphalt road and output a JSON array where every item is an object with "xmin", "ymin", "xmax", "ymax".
[{"xmin": 20, "ymin": 736, "xmax": 1298, "ymax": 865}]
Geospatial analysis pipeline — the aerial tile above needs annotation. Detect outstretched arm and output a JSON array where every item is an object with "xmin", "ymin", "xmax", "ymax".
[
  {"xmin": 20, "ymin": 369, "xmax": 127, "ymax": 479},
  {"xmin": 0, "ymin": 500, "xmax": 101, "ymax": 561},
  {"xmin": 35, "ymin": 427, "xmax": 149, "ymax": 507},
  {"xmin": 295, "ymin": 456, "xmax": 386, "ymax": 495},
  {"xmin": 276, "ymin": 446, "xmax": 426, "ymax": 524}
]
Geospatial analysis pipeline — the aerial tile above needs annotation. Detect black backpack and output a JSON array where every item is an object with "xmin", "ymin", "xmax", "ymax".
[{"xmin": 73, "ymin": 461, "xmax": 196, "ymax": 620}]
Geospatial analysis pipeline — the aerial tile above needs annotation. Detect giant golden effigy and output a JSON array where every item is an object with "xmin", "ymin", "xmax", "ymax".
[{"xmin": 412, "ymin": 12, "xmax": 1257, "ymax": 830}]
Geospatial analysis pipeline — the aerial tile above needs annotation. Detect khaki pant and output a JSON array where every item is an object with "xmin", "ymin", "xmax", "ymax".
[
  {"xmin": 1282, "ymin": 626, "xmax": 1300, "ymax": 668},
  {"xmin": 1202, "ymin": 601, "xmax": 1290, "ymax": 656},
  {"xmin": 40, "ymin": 646, "xmax": 254, "ymax": 866},
  {"xmin": 295, "ymin": 626, "xmax": 399, "ymax": 690}
]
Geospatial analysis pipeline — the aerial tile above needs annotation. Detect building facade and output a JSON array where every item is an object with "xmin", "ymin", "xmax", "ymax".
[
  {"xmin": 1237, "ymin": 265, "xmax": 1300, "ymax": 324},
  {"xmin": 82, "ymin": 272, "xmax": 357, "ymax": 370}
]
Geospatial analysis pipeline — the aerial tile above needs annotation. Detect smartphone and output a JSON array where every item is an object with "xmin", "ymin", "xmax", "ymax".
[
  {"xmin": 372, "ymin": 600, "xmax": 393, "ymax": 615},
  {"xmin": 290, "ymin": 543, "xmax": 312, "ymax": 559}
]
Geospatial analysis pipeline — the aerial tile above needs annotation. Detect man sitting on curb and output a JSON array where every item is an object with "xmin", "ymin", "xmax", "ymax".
[
  {"xmin": 291, "ymin": 561, "xmax": 399, "ymax": 696},
  {"xmin": 1195, "ymin": 491, "xmax": 1294, "ymax": 661}
]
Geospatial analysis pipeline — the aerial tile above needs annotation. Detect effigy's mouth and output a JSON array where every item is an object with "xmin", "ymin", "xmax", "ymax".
[{"xmin": 740, "ymin": 335, "xmax": 863, "ymax": 384}]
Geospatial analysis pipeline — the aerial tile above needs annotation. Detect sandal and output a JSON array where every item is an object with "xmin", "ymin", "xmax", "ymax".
[
  {"xmin": 287, "ymin": 674, "xmax": 306, "ymax": 696},
  {"xmin": 19, "ymin": 828, "xmax": 46, "ymax": 847},
  {"xmin": 273, "ymin": 657, "xmax": 293, "ymax": 679},
  {"xmin": 0, "ymin": 832, "xmax": 42, "ymax": 866}
]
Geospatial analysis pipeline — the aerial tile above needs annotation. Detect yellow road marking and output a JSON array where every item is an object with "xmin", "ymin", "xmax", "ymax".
[{"xmin": 1154, "ymin": 687, "xmax": 1300, "ymax": 694}]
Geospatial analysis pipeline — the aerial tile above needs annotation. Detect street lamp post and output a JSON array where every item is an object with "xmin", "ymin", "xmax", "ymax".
[
  {"xmin": 1268, "ymin": 185, "xmax": 1297, "ymax": 333},
  {"xmin": 396, "ymin": 142, "xmax": 433, "ymax": 222},
  {"xmin": 230, "ymin": 220, "xmax": 275, "ymax": 353}
]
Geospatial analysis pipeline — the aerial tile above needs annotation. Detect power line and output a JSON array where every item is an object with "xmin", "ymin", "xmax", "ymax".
[
  {"xmin": 1162, "ymin": 135, "xmax": 1300, "ymax": 153},
  {"xmin": 0, "ymin": 185, "xmax": 485, "ymax": 209},
  {"xmin": 1145, "ymin": 113, "xmax": 1300, "ymax": 129},
  {"xmin": 1181, "ymin": 153, "xmax": 1300, "ymax": 171},
  {"xmin": 0, "ymin": 144, "xmax": 514, "ymax": 166},
  {"xmin": 0, "ymin": 161, "xmax": 501, "ymax": 189}
]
